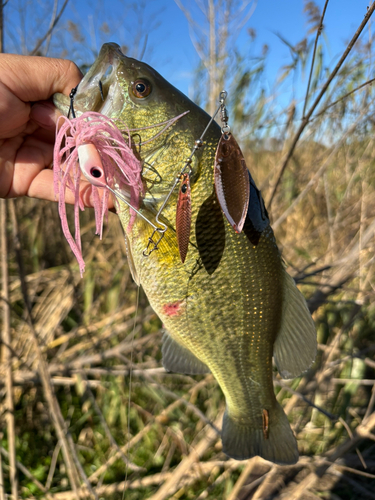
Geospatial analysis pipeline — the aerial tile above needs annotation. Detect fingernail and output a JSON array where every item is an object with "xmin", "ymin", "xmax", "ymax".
[{"xmin": 31, "ymin": 102, "xmax": 59, "ymax": 128}]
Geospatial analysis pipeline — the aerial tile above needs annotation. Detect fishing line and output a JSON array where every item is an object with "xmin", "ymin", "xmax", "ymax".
[
  {"xmin": 124, "ymin": 110, "xmax": 190, "ymax": 147},
  {"xmin": 123, "ymin": 265, "xmax": 142, "ymax": 497}
]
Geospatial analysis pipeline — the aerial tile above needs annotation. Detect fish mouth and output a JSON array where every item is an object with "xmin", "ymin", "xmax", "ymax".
[
  {"xmin": 53, "ymin": 43, "xmax": 126, "ymax": 119},
  {"xmin": 53, "ymin": 43, "xmax": 145, "ymax": 208},
  {"xmin": 53, "ymin": 43, "xmax": 195, "ymax": 202}
]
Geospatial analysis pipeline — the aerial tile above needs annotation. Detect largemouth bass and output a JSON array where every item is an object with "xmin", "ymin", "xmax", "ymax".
[{"xmin": 54, "ymin": 43, "xmax": 316, "ymax": 464}]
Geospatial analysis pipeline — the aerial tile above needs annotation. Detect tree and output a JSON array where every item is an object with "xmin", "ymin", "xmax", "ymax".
[{"xmin": 175, "ymin": 0, "xmax": 257, "ymax": 115}]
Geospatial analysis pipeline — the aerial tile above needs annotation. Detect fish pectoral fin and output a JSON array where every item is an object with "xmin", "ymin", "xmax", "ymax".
[
  {"xmin": 162, "ymin": 331, "xmax": 211, "ymax": 375},
  {"xmin": 222, "ymin": 403, "xmax": 299, "ymax": 464},
  {"xmin": 274, "ymin": 269, "xmax": 317, "ymax": 379}
]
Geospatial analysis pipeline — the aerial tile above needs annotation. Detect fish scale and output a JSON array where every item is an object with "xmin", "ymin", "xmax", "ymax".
[
  {"xmin": 54, "ymin": 42, "xmax": 317, "ymax": 463},
  {"xmin": 119, "ymin": 122, "xmax": 285, "ymax": 441},
  {"xmin": 116, "ymin": 88, "xmax": 306, "ymax": 463}
]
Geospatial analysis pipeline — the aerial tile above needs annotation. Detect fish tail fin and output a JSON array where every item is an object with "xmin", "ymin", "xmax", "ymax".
[{"xmin": 222, "ymin": 403, "xmax": 299, "ymax": 465}]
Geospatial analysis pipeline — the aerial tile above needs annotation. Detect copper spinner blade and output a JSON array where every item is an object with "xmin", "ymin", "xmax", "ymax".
[
  {"xmin": 176, "ymin": 173, "xmax": 192, "ymax": 263},
  {"xmin": 214, "ymin": 133, "xmax": 250, "ymax": 233}
]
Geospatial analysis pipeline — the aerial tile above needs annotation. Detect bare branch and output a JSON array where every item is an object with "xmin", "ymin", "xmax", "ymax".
[
  {"xmin": 147, "ymin": 412, "xmax": 224, "ymax": 500},
  {"xmin": 273, "ymin": 109, "xmax": 366, "ymax": 230},
  {"xmin": 44, "ymin": 0, "xmax": 59, "ymax": 56},
  {"xmin": 8, "ymin": 200, "xmax": 82, "ymax": 496},
  {"xmin": 0, "ymin": 446, "xmax": 4, "ymax": 500},
  {"xmin": 302, "ymin": 0, "xmax": 330, "ymax": 118},
  {"xmin": 0, "ymin": 0, "xmax": 4, "ymax": 52},
  {"xmin": 1, "ymin": 200, "xmax": 18, "ymax": 499},
  {"xmin": 287, "ymin": 413, "xmax": 375, "ymax": 499},
  {"xmin": 30, "ymin": 0, "xmax": 70, "ymax": 56},
  {"xmin": 314, "ymin": 76, "xmax": 375, "ymax": 118},
  {"xmin": 78, "ymin": 370, "xmax": 144, "ymax": 472},
  {"xmin": 0, "ymin": 447, "xmax": 48, "ymax": 496},
  {"xmin": 268, "ymin": 2, "xmax": 375, "ymax": 208}
]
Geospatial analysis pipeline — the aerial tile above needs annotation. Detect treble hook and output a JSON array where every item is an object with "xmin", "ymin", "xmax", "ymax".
[
  {"xmin": 142, "ymin": 175, "xmax": 182, "ymax": 257},
  {"xmin": 142, "ymin": 91, "xmax": 228, "ymax": 257},
  {"xmin": 77, "ymin": 143, "xmax": 168, "ymax": 251}
]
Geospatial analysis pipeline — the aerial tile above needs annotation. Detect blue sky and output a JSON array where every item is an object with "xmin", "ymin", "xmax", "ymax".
[
  {"xmin": 155, "ymin": 0, "xmax": 372, "ymax": 95},
  {"xmin": 4, "ymin": 0, "xmax": 373, "ymax": 100}
]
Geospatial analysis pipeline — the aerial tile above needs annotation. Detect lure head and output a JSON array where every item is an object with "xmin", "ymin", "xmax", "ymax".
[
  {"xmin": 54, "ymin": 43, "xmax": 220, "ymax": 201},
  {"xmin": 77, "ymin": 143, "xmax": 107, "ymax": 188}
]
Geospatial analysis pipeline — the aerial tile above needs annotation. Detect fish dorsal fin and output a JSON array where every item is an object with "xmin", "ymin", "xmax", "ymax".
[
  {"xmin": 162, "ymin": 331, "xmax": 211, "ymax": 375},
  {"xmin": 124, "ymin": 232, "xmax": 140, "ymax": 286},
  {"xmin": 273, "ymin": 269, "xmax": 317, "ymax": 379}
]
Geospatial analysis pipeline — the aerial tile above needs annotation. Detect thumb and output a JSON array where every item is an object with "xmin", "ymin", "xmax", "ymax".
[{"xmin": 0, "ymin": 54, "xmax": 82, "ymax": 102}]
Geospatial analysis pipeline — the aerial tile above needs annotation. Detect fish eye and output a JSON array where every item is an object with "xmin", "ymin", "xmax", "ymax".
[{"xmin": 132, "ymin": 79, "xmax": 152, "ymax": 98}]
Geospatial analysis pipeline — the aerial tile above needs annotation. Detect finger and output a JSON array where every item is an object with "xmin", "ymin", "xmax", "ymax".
[
  {"xmin": 3, "ymin": 135, "xmax": 54, "ymax": 197},
  {"xmin": 27, "ymin": 169, "xmax": 115, "ymax": 210},
  {"xmin": 30, "ymin": 101, "xmax": 63, "ymax": 130},
  {"xmin": 0, "ymin": 56, "xmax": 82, "ymax": 138},
  {"xmin": 0, "ymin": 54, "xmax": 83, "ymax": 102},
  {"xmin": 0, "ymin": 135, "xmax": 24, "ymax": 197}
]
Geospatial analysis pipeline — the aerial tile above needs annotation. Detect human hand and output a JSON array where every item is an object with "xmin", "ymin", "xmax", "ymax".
[{"xmin": 0, "ymin": 54, "xmax": 114, "ymax": 208}]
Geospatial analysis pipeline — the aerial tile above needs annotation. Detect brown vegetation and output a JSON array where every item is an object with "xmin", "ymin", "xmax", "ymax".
[{"xmin": 1, "ymin": 1, "xmax": 375, "ymax": 498}]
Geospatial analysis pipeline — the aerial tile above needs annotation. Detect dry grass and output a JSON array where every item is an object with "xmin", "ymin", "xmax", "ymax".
[
  {"xmin": 1, "ymin": 3, "xmax": 375, "ymax": 499},
  {"xmin": 1, "ymin": 124, "xmax": 375, "ymax": 498}
]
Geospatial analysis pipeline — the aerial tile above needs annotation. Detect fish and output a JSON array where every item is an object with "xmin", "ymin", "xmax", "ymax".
[{"xmin": 53, "ymin": 42, "xmax": 317, "ymax": 464}]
